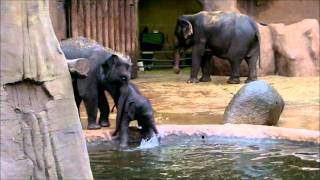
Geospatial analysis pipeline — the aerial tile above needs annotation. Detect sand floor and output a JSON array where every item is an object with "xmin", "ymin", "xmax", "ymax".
[{"xmin": 80, "ymin": 69, "xmax": 319, "ymax": 131}]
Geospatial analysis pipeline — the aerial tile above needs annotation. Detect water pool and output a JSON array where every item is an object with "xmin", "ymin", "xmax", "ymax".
[{"xmin": 88, "ymin": 136, "xmax": 320, "ymax": 179}]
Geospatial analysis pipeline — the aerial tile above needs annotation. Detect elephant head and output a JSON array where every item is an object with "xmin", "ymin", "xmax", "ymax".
[
  {"xmin": 173, "ymin": 16, "xmax": 194, "ymax": 74},
  {"xmin": 100, "ymin": 53, "xmax": 132, "ymax": 85}
]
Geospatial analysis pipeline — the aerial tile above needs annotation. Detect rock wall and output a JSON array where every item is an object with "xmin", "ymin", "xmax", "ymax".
[
  {"xmin": 199, "ymin": 0, "xmax": 240, "ymax": 12},
  {"xmin": 269, "ymin": 19, "xmax": 320, "ymax": 76},
  {"xmin": 49, "ymin": 0, "xmax": 68, "ymax": 41},
  {"xmin": 239, "ymin": 0, "xmax": 320, "ymax": 25},
  {"xmin": 0, "ymin": 0, "xmax": 93, "ymax": 179}
]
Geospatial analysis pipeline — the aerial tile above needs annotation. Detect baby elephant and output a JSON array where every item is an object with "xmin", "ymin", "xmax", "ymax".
[{"xmin": 113, "ymin": 82, "xmax": 158, "ymax": 147}]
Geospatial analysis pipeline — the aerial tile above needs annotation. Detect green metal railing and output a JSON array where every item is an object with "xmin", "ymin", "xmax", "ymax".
[{"xmin": 138, "ymin": 50, "xmax": 192, "ymax": 69}]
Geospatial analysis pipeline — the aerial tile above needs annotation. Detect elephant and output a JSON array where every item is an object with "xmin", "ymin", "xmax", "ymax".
[
  {"xmin": 112, "ymin": 82, "xmax": 158, "ymax": 148},
  {"xmin": 61, "ymin": 37, "xmax": 132, "ymax": 130},
  {"xmin": 173, "ymin": 11, "xmax": 260, "ymax": 84}
]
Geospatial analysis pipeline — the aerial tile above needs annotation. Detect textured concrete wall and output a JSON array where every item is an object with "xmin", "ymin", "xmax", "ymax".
[
  {"xmin": 199, "ymin": 0, "xmax": 239, "ymax": 12},
  {"xmin": 238, "ymin": 0, "xmax": 320, "ymax": 24},
  {"xmin": 49, "ymin": 0, "xmax": 67, "ymax": 41},
  {"xmin": 1, "ymin": 0, "xmax": 93, "ymax": 179}
]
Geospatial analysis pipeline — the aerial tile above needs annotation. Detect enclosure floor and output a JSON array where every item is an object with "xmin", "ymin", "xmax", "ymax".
[{"xmin": 80, "ymin": 69, "xmax": 319, "ymax": 131}]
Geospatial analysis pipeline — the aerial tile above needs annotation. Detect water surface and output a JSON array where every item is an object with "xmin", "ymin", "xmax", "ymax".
[{"xmin": 89, "ymin": 136, "xmax": 320, "ymax": 179}]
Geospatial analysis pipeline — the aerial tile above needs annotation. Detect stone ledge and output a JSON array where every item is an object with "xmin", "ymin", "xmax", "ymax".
[{"xmin": 84, "ymin": 124, "xmax": 320, "ymax": 144}]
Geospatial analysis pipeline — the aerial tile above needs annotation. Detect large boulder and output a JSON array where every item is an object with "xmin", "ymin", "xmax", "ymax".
[
  {"xmin": 270, "ymin": 19, "xmax": 320, "ymax": 76},
  {"xmin": 223, "ymin": 80, "xmax": 284, "ymax": 125}
]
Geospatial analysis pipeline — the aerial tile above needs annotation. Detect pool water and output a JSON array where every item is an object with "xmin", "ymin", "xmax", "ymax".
[{"xmin": 88, "ymin": 136, "xmax": 320, "ymax": 179}]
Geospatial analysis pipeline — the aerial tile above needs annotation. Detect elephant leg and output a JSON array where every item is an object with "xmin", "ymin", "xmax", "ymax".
[
  {"xmin": 227, "ymin": 59, "xmax": 241, "ymax": 84},
  {"xmin": 83, "ymin": 94, "xmax": 101, "ymax": 130},
  {"xmin": 98, "ymin": 88, "xmax": 110, "ymax": 127},
  {"xmin": 143, "ymin": 123, "xmax": 157, "ymax": 140},
  {"xmin": 73, "ymin": 88, "xmax": 82, "ymax": 116},
  {"xmin": 245, "ymin": 51, "xmax": 258, "ymax": 83},
  {"xmin": 119, "ymin": 116, "xmax": 130, "ymax": 148},
  {"xmin": 72, "ymin": 80, "xmax": 82, "ymax": 116},
  {"xmin": 200, "ymin": 53, "xmax": 212, "ymax": 82},
  {"xmin": 75, "ymin": 94, "xmax": 82, "ymax": 118},
  {"xmin": 188, "ymin": 44, "xmax": 205, "ymax": 83}
]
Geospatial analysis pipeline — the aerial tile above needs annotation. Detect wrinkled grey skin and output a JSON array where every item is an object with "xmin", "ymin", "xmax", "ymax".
[
  {"xmin": 112, "ymin": 82, "xmax": 158, "ymax": 148},
  {"xmin": 61, "ymin": 37, "xmax": 131, "ymax": 130},
  {"xmin": 174, "ymin": 11, "xmax": 260, "ymax": 84},
  {"xmin": 223, "ymin": 80, "xmax": 284, "ymax": 125}
]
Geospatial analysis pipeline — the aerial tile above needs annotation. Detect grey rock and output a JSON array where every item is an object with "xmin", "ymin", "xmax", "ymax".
[{"xmin": 223, "ymin": 80, "xmax": 284, "ymax": 125}]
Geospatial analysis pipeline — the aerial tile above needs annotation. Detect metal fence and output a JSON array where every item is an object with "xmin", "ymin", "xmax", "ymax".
[{"xmin": 137, "ymin": 50, "xmax": 192, "ymax": 69}]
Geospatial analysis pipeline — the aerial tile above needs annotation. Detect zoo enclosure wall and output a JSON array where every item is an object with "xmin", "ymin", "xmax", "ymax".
[
  {"xmin": 49, "ymin": 0, "xmax": 320, "ymax": 76},
  {"xmin": 50, "ymin": 0, "xmax": 140, "ymax": 78}
]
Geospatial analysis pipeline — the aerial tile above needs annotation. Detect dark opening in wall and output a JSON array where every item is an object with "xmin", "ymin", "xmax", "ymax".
[{"xmin": 138, "ymin": 0, "xmax": 202, "ymax": 69}]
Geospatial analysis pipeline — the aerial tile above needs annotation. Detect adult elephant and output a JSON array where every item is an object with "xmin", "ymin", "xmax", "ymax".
[
  {"xmin": 173, "ymin": 11, "xmax": 260, "ymax": 84},
  {"xmin": 61, "ymin": 37, "xmax": 131, "ymax": 130}
]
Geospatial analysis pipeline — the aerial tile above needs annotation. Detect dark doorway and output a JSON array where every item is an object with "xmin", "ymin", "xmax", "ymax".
[{"xmin": 138, "ymin": 0, "xmax": 202, "ymax": 69}]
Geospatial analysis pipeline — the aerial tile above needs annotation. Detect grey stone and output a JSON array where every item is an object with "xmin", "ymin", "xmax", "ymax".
[{"xmin": 223, "ymin": 80, "xmax": 284, "ymax": 125}]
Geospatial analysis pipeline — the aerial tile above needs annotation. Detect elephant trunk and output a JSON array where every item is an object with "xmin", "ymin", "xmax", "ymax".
[
  {"xmin": 173, "ymin": 49, "xmax": 181, "ymax": 74},
  {"xmin": 112, "ymin": 83, "xmax": 129, "ymax": 136}
]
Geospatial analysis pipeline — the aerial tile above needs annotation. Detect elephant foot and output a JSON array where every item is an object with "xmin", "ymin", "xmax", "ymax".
[
  {"xmin": 173, "ymin": 67, "xmax": 180, "ymax": 74},
  {"xmin": 112, "ymin": 134, "xmax": 119, "ymax": 140},
  {"xmin": 199, "ymin": 76, "xmax": 212, "ymax": 82},
  {"xmin": 99, "ymin": 119, "xmax": 110, "ymax": 127},
  {"xmin": 119, "ymin": 139, "xmax": 128, "ymax": 148},
  {"xmin": 87, "ymin": 123, "xmax": 101, "ymax": 130},
  {"xmin": 227, "ymin": 77, "xmax": 240, "ymax": 84},
  {"xmin": 245, "ymin": 78, "xmax": 257, "ymax": 83},
  {"xmin": 119, "ymin": 143, "xmax": 128, "ymax": 148},
  {"xmin": 187, "ymin": 77, "xmax": 199, "ymax": 83}
]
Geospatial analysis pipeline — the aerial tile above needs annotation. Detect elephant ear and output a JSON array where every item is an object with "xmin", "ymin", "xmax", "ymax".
[
  {"xmin": 179, "ymin": 18, "xmax": 193, "ymax": 39},
  {"xmin": 102, "ymin": 54, "xmax": 117, "ymax": 70}
]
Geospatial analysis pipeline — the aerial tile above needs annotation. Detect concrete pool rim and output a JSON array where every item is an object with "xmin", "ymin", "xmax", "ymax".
[{"xmin": 84, "ymin": 124, "xmax": 320, "ymax": 144}]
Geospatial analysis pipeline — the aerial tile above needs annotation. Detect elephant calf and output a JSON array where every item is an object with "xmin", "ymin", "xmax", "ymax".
[
  {"xmin": 112, "ymin": 82, "xmax": 158, "ymax": 148},
  {"xmin": 174, "ymin": 11, "xmax": 260, "ymax": 84}
]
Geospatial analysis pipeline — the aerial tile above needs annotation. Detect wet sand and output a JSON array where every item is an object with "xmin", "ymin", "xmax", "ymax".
[{"xmin": 80, "ymin": 69, "xmax": 319, "ymax": 131}]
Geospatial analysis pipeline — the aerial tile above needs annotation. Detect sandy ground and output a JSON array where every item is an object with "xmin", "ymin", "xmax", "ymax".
[{"xmin": 80, "ymin": 69, "xmax": 319, "ymax": 131}]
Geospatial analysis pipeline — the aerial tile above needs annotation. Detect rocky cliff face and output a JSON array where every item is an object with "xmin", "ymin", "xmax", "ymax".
[
  {"xmin": 269, "ymin": 19, "xmax": 320, "ymax": 76},
  {"xmin": 0, "ymin": 0, "xmax": 93, "ymax": 179}
]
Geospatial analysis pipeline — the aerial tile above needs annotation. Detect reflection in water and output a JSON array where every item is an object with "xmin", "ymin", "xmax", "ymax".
[{"xmin": 89, "ymin": 136, "xmax": 320, "ymax": 179}]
